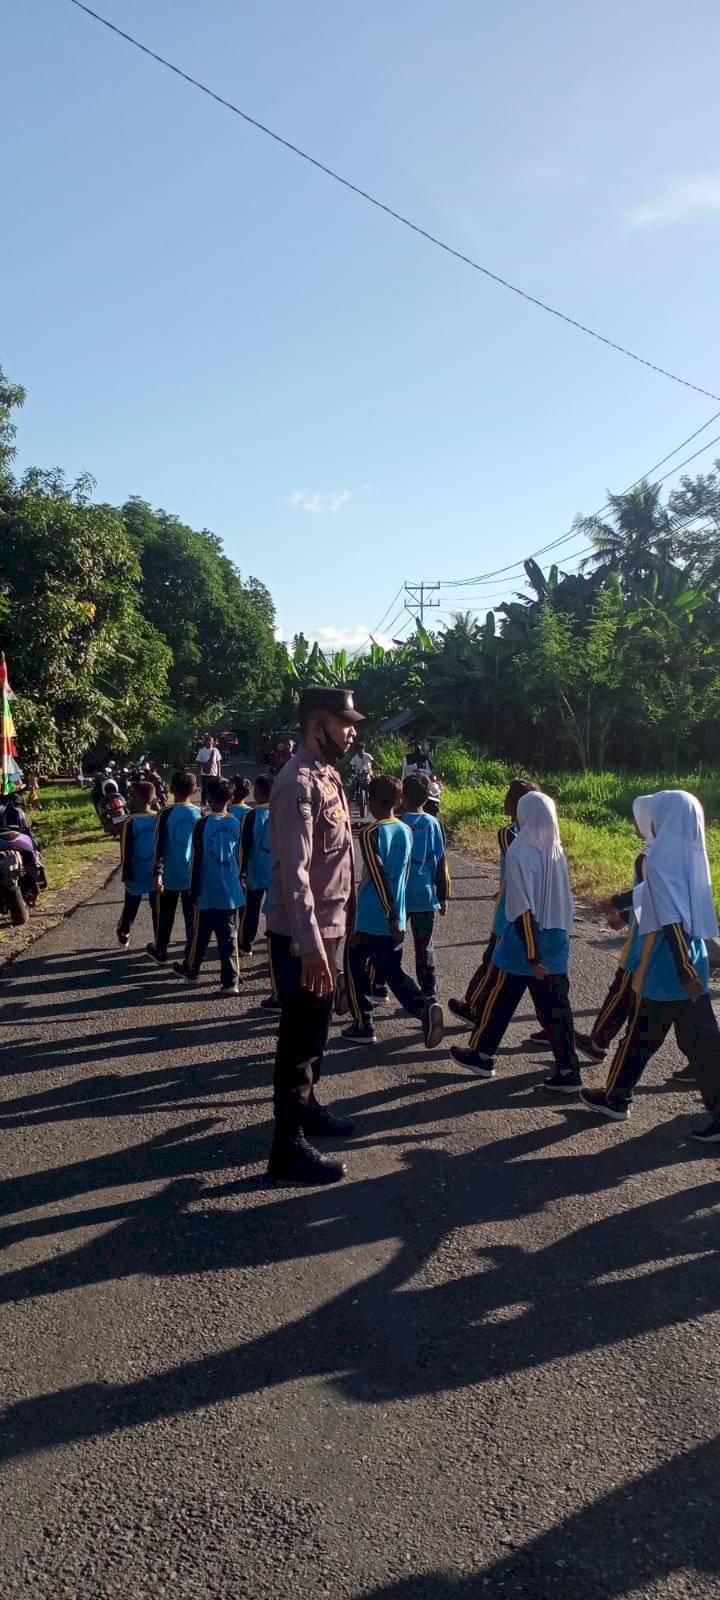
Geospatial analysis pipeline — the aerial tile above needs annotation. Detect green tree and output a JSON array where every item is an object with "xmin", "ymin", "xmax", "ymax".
[
  {"xmin": 0, "ymin": 471, "xmax": 171, "ymax": 770},
  {"xmin": 122, "ymin": 498, "xmax": 282, "ymax": 720},
  {"xmin": 0, "ymin": 362, "xmax": 26, "ymax": 478}
]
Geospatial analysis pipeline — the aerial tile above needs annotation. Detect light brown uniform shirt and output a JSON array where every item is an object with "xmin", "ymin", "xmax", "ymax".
[{"xmin": 267, "ymin": 745, "xmax": 354, "ymax": 957}]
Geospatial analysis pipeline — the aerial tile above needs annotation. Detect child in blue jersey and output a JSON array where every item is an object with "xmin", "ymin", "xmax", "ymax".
[
  {"xmin": 229, "ymin": 776, "xmax": 253, "ymax": 825},
  {"xmin": 401, "ymin": 771, "xmax": 451, "ymax": 1005},
  {"xmin": 146, "ymin": 769, "xmax": 202, "ymax": 964},
  {"xmin": 239, "ymin": 775, "xmax": 273, "ymax": 953},
  {"xmin": 343, "ymin": 775, "xmax": 444, "ymax": 1048},
  {"xmin": 173, "ymin": 776, "xmax": 244, "ymax": 994},
  {"xmin": 117, "ymin": 781, "xmax": 159, "ymax": 947},
  {"xmin": 451, "ymin": 791, "xmax": 581, "ymax": 1092},
  {"xmin": 449, "ymin": 778, "xmax": 538, "ymax": 1023},
  {"xmin": 581, "ymin": 790, "xmax": 720, "ymax": 1141}
]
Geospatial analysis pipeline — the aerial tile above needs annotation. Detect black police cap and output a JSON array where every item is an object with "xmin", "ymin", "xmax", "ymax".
[{"xmin": 298, "ymin": 686, "xmax": 365, "ymax": 724}]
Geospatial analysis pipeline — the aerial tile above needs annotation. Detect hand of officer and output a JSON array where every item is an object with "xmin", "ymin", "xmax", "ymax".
[
  {"xmin": 300, "ymin": 951, "xmax": 334, "ymax": 997},
  {"xmin": 684, "ymin": 974, "xmax": 704, "ymax": 1003}
]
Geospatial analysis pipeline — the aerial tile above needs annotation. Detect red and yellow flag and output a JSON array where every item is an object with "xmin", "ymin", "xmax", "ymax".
[{"xmin": 0, "ymin": 652, "xmax": 21, "ymax": 796}]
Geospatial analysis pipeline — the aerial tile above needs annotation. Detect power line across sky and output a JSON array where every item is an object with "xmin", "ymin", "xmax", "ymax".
[{"xmin": 67, "ymin": 0, "xmax": 720, "ymax": 407}]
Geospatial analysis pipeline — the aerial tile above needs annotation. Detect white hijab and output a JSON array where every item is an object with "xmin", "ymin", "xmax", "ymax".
[
  {"xmin": 632, "ymin": 794, "xmax": 654, "ymax": 843},
  {"xmin": 638, "ymin": 790, "xmax": 718, "ymax": 939},
  {"xmin": 504, "ymin": 791, "xmax": 574, "ymax": 932}
]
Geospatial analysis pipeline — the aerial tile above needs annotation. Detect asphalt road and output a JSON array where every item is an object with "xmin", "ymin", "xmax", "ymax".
[{"xmin": 0, "ymin": 848, "xmax": 718, "ymax": 1600}]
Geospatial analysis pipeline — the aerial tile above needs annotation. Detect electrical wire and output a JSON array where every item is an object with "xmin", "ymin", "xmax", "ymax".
[
  {"xmin": 66, "ymin": 0, "xmax": 720, "ymax": 406},
  {"xmin": 437, "ymin": 414, "xmax": 720, "ymax": 589}
]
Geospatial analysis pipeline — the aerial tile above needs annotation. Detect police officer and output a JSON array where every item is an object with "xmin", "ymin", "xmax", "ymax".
[{"xmin": 266, "ymin": 685, "xmax": 362, "ymax": 1183}]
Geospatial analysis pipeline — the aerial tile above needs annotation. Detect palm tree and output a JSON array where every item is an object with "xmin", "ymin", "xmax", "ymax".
[{"xmin": 578, "ymin": 482, "xmax": 674, "ymax": 584}]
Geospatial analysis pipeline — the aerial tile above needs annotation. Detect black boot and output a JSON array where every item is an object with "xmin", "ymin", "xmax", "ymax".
[
  {"xmin": 304, "ymin": 1098, "xmax": 356, "ymax": 1139},
  {"xmin": 267, "ymin": 1131, "xmax": 346, "ymax": 1184}
]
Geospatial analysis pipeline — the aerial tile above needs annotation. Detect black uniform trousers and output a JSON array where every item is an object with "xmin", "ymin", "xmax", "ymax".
[
  {"xmin": 346, "ymin": 931, "xmax": 425, "ymax": 1028},
  {"xmin": 468, "ymin": 964, "xmax": 579, "ymax": 1070},
  {"xmin": 606, "ymin": 991, "xmax": 720, "ymax": 1109},
  {"xmin": 409, "ymin": 910, "xmax": 438, "ymax": 1002},
  {"xmin": 239, "ymin": 887, "xmax": 268, "ymax": 953},
  {"xmin": 184, "ymin": 907, "xmax": 239, "ymax": 987},
  {"xmin": 154, "ymin": 888, "xmax": 194, "ymax": 956},
  {"xmin": 270, "ymin": 933, "xmax": 337, "ymax": 1137},
  {"xmin": 118, "ymin": 889, "xmax": 159, "ymax": 938},
  {"xmin": 589, "ymin": 965, "xmax": 634, "ymax": 1049},
  {"xmin": 464, "ymin": 933, "xmax": 498, "ymax": 1012}
]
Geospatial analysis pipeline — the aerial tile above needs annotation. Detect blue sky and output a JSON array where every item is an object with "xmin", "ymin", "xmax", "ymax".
[{"xmin": 4, "ymin": 0, "xmax": 720, "ymax": 650}]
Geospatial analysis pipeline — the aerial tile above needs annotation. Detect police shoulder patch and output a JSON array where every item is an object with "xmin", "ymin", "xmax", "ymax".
[{"xmin": 298, "ymin": 796, "xmax": 312, "ymax": 819}]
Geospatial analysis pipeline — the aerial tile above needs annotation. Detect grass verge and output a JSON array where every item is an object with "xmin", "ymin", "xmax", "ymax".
[
  {"xmin": 441, "ymin": 784, "xmax": 720, "ymax": 904},
  {"xmin": 20, "ymin": 785, "xmax": 114, "ymax": 891}
]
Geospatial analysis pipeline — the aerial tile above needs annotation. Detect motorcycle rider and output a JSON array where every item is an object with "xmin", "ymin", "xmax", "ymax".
[{"xmin": 349, "ymin": 742, "xmax": 377, "ymax": 808}]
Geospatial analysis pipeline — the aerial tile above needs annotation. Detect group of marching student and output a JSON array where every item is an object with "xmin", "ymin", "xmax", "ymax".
[
  {"xmin": 447, "ymin": 780, "xmax": 720, "ymax": 1144},
  {"xmin": 116, "ymin": 769, "xmax": 276, "ymax": 1001}
]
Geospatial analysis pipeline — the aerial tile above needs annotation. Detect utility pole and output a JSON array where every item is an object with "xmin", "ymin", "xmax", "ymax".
[{"xmin": 404, "ymin": 581, "xmax": 440, "ymax": 626}]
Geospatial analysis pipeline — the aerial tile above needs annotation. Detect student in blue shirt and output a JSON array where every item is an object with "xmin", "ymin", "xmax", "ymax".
[
  {"xmin": 229, "ymin": 776, "xmax": 253, "ymax": 825},
  {"xmin": 581, "ymin": 790, "xmax": 720, "ymax": 1142},
  {"xmin": 449, "ymin": 778, "xmax": 538, "ymax": 1024},
  {"xmin": 343, "ymin": 775, "xmax": 444, "ymax": 1048},
  {"xmin": 147, "ymin": 769, "xmax": 202, "ymax": 964},
  {"xmin": 173, "ymin": 776, "xmax": 244, "ymax": 994},
  {"xmin": 239, "ymin": 775, "xmax": 273, "ymax": 953},
  {"xmin": 401, "ymin": 771, "xmax": 450, "ymax": 1005},
  {"xmin": 450, "ymin": 791, "xmax": 581, "ymax": 1092},
  {"xmin": 117, "ymin": 781, "xmax": 160, "ymax": 947}
]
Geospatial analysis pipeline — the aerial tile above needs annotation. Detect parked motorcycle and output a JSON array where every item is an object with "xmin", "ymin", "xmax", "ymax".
[
  {"xmin": 98, "ymin": 782, "xmax": 129, "ymax": 839},
  {"xmin": 0, "ymin": 827, "xmax": 48, "ymax": 925}
]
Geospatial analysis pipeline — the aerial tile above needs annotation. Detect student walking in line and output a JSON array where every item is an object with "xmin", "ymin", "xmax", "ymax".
[
  {"xmin": 229, "ymin": 776, "xmax": 253, "ymax": 825},
  {"xmin": 400, "ymin": 771, "xmax": 451, "ymax": 1006},
  {"xmin": 343, "ymin": 775, "xmax": 444, "ymax": 1048},
  {"xmin": 449, "ymin": 779, "xmax": 538, "ymax": 1024},
  {"xmin": 116, "ymin": 781, "xmax": 160, "ymax": 947},
  {"xmin": 147, "ymin": 769, "xmax": 202, "ymax": 964},
  {"xmin": 581, "ymin": 790, "xmax": 720, "ymax": 1142},
  {"xmin": 572, "ymin": 794, "xmax": 654, "ymax": 1064},
  {"xmin": 174, "ymin": 776, "xmax": 244, "ymax": 994},
  {"xmin": 450, "ymin": 791, "xmax": 581, "ymax": 1092},
  {"xmin": 239, "ymin": 775, "xmax": 273, "ymax": 953}
]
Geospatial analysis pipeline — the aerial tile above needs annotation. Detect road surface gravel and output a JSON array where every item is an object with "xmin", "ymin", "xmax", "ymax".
[{"xmin": 0, "ymin": 850, "xmax": 718, "ymax": 1599}]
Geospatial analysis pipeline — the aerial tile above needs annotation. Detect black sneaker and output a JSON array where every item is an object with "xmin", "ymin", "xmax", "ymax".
[
  {"xmin": 304, "ymin": 1101, "xmax": 356, "ymax": 1139},
  {"xmin": 523, "ymin": 1034, "xmax": 552, "ymax": 1052},
  {"xmin": 580, "ymin": 1087, "xmax": 629, "ymax": 1121},
  {"xmin": 116, "ymin": 928, "xmax": 130, "ymax": 948},
  {"xmin": 690, "ymin": 1113, "xmax": 720, "ymax": 1144},
  {"xmin": 240, "ymin": 945, "xmax": 254, "ymax": 957},
  {"xmin": 173, "ymin": 961, "xmax": 199, "ymax": 982},
  {"xmin": 529, "ymin": 1028, "xmax": 549, "ymax": 1043},
  {"xmin": 260, "ymin": 995, "xmax": 282, "ymax": 1011},
  {"xmin": 542, "ymin": 1069, "xmax": 583, "ymax": 1094},
  {"xmin": 372, "ymin": 983, "xmax": 389, "ymax": 1001},
  {"xmin": 146, "ymin": 943, "xmax": 167, "ymax": 965},
  {"xmin": 424, "ymin": 1002, "xmax": 444, "ymax": 1049},
  {"xmin": 672, "ymin": 1065, "xmax": 696, "ymax": 1085},
  {"xmin": 340, "ymin": 1022, "xmax": 377, "ymax": 1044},
  {"xmin": 267, "ymin": 1132, "xmax": 346, "ymax": 1184},
  {"xmin": 450, "ymin": 1045, "xmax": 496, "ymax": 1078},
  {"xmin": 221, "ymin": 981, "xmax": 240, "ymax": 995},
  {"xmin": 575, "ymin": 1031, "xmax": 606, "ymax": 1063},
  {"xmin": 448, "ymin": 997, "xmax": 475, "ymax": 1023}
]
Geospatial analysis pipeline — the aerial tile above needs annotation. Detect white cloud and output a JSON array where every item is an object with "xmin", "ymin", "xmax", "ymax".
[
  {"xmin": 623, "ymin": 174, "xmax": 720, "ymax": 229},
  {"xmin": 287, "ymin": 489, "xmax": 352, "ymax": 514},
  {"xmin": 311, "ymin": 625, "xmax": 393, "ymax": 655}
]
